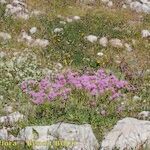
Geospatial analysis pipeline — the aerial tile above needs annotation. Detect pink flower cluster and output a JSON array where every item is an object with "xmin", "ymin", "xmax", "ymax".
[{"xmin": 21, "ymin": 69, "xmax": 130, "ymax": 104}]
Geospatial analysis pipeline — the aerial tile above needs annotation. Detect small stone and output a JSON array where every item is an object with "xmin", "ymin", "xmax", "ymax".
[
  {"xmin": 122, "ymin": 4, "xmax": 127, "ymax": 9},
  {"xmin": 66, "ymin": 18, "xmax": 73, "ymax": 23},
  {"xmin": 124, "ymin": 43, "xmax": 132, "ymax": 52},
  {"xmin": 4, "ymin": 105, "xmax": 13, "ymax": 113},
  {"xmin": 107, "ymin": 1, "xmax": 113, "ymax": 7},
  {"xmin": 101, "ymin": 0, "xmax": 109, "ymax": 4},
  {"xmin": 0, "ymin": 111, "xmax": 24, "ymax": 124},
  {"xmin": 73, "ymin": 16, "xmax": 81, "ymax": 20},
  {"xmin": 29, "ymin": 27, "xmax": 37, "ymax": 34},
  {"xmin": 138, "ymin": 111, "xmax": 150, "ymax": 120},
  {"xmin": 60, "ymin": 21, "xmax": 66, "ymax": 25},
  {"xmin": 0, "ymin": 32, "xmax": 11, "ymax": 41},
  {"xmin": 133, "ymin": 95, "xmax": 141, "ymax": 101},
  {"xmin": 0, "ymin": 52, "xmax": 6, "ymax": 58},
  {"xmin": 0, "ymin": 0, "xmax": 7, "ymax": 4},
  {"xmin": 85, "ymin": 35, "xmax": 98, "ymax": 43},
  {"xmin": 30, "ymin": 10, "xmax": 43, "ymax": 16},
  {"xmin": 53, "ymin": 28, "xmax": 63, "ymax": 33},
  {"xmin": 0, "ymin": 128, "xmax": 8, "ymax": 140},
  {"xmin": 32, "ymin": 39, "xmax": 49, "ymax": 48},
  {"xmin": 141, "ymin": 30, "xmax": 150, "ymax": 38},
  {"xmin": 99, "ymin": 37, "xmax": 108, "ymax": 47},
  {"xmin": 109, "ymin": 38, "xmax": 123, "ymax": 48}
]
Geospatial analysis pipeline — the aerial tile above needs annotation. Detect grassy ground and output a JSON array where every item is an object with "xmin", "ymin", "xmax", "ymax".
[{"xmin": 0, "ymin": 1, "xmax": 150, "ymax": 149}]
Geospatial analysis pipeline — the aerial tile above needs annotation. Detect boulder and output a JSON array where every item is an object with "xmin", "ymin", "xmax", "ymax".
[
  {"xmin": 18, "ymin": 123, "xmax": 99, "ymax": 150},
  {"xmin": 101, "ymin": 117, "xmax": 150, "ymax": 150}
]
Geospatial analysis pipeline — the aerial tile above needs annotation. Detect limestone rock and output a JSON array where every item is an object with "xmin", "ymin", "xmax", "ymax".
[
  {"xmin": 99, "ymin": 37, "xmax": 108, "ymax": 47},
  {"xmin": 30, "ymin": 27, "xmax": 37, "ymax": 34},
  {"xmin": 18, "ymin": 123, "xmax": 99, "ymax": 150},
  {"xmin": 142, "ymin": 29, "xmax": 150, "ymax": 38},
  {"xmin": 130, "ymin": 1, "xmax": 150, "ymax": 13},
  {"xmin": 5, "ymin": 0, "xmax": 29, "ymax": 19},
  {"xmin": 0, "ymin": 128, "xmax": 8, "ymax": 140},
  {"xmin": 0, "ymin": 32, "xmax": 11, "ymax": 41},
  {"xmin": 101, "ymin": 117, "xmax": 150, "ymax": 150},
  {"xmin": 0, "ymin": 111, "xmax": 24, "ymax": 124},
  {"xmin": 138, "ymin": 111, "xmax": 150, "ymax": 120},
  {"xmin": 109, "ymin": 38, "xmax": 123, "ymax": 48},
  {"xmin": 53, "ymin": 28, "xmax": 64, "ymax": 33},
  {"xmin": 85, "ymin": 35, "xmax": 98, "ymax": 43},
  {"xmin": 0, "ymin": 0, "xmax": 7, "ymax": 4}
]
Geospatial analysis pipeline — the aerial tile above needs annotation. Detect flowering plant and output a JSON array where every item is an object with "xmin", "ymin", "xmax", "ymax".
[{"xmin": 21, "ymin": 69, "xmax": 131, "ymax": 104}]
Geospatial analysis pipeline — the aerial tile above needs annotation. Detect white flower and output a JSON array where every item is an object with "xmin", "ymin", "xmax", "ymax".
[{"xmin": 97, "ymin": 52, "xmax": 104, "ymax": 56}]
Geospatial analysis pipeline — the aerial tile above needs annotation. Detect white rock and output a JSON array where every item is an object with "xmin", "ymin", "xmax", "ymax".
[
  {"xmin": 30, "ymin": 27, "xmax": 37, "ymax": 34},
  {"xmin": 0, "ymin": 51, "xmax": 6, "ymax": 58},
  {"xmin": 101, "ymin": 117, "xmax": 150, "ymax": 150},
  {"xmin": 141, "ymin": 29, "xmax": 150, "ymax": 38},
  {"xmin": 130, "ymin": 1, "xmax": 150, "ymax": 13},
  {"xmin": 133, "ymin": 95, "xmax": 141, "ymax": 101},
  {"xmin": 5, "ymin": 0, "xmax": 29, "ymax": 19},
  {"xmin": 130, "ymin": 2, "xmax": 143, "ymax": 12},
  {"xmin": 126, "ymin": 0, "xmax": 132, "ymax": 4},
  {"xmin": 18, "ymin": 123, "xmax": 99, "ymax": 150},
  {"xmin": 0, "ymin": 128, "xmax": 8, "ymax": 140},
  {"xmin": 122, "ymin": 4, "xmax": 127, "ymax": 9},
  {"xmin": 107, "ymin": 1, "xmax": 113, "ymax": 7},
  {"xmin": 109, "ymin": 38, "xmax": 123, "ymax": 48},
  {"xmin": 60, "ymin": 21, "xmax": 66, "ymax": 25},
  {"xmin": 124, "ymin": 43, "xmax": 132, "ymax": 51},
  {"xmin": 0, "ymin": 0, "xmax": 7, "ymax": 4},
  {"xmin": 0, "ymin": 112, "xmax": 24, "ymax": 124},
  {"xmin": 97, "ymin": 52, "xmax": 104, "ymax": 56},
  {"xmin": 4, "ymin": 105, "xmax": 13, "ymax": 113},
  {"xmin": 85, "ymin": 35, "xmax": 98, "ymax": 43},
  {"xmin": 142, "ymin": 4, "xmax": 150, "ymax": 13},
  {"xmin": 53, "ymin": 28, "xmax": 63, "ymax": 33},
  {"xmin": 99, "ymin": 37, "xmax": 108, "ymax": 47},
  {"xmin": 138, "ymin": 111, "xmax": 150, "ymax": 119},
  {"xmin": 30, "ymin": 10, "xmax": 43, "ymax": 16},
  {"xmin": 32, "ymin": 39, "xmax": 49, "ymax": 48},
  {"xmin": 141, "ymin": 0, "xmax": 150, "ymax": 5},
  {"xmin": 73, "ymin": 16, "xmax": 81, "ymax": 20},
  {"xmin": 0, "ymin": 32, "xmax": 11, "ymax": 41},
  {"xmin": 66, "ymin": 18, "xmax": 73, "ymax": 23},
  {"xmin": 18, "ymin": 30, "xmax": 33, "ymax": 44},
  {"xmin": 18, "ymin": 30, "xmax": 49, "ymax": 48},
  {"xmin": 101, "ymin": 0, "xmax": 109, "ymax": 4}
]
